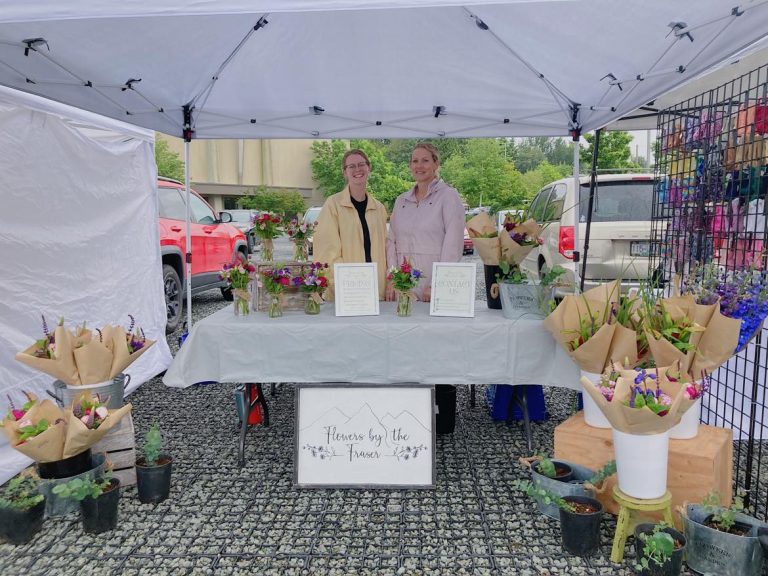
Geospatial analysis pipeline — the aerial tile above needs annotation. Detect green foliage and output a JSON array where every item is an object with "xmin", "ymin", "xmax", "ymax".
[
  {"xmin": 238, "ymin": 186, "xmax": 306, "ymax": 219},
  {"xmin": 512, "ymin": 479, "xmax": 575, "ymax": 512},
  {"xmin": 702, "ymin": 491, "xmax": 746, "ymax": 532},
  {"xmin": 635, "ymin": 523, "xmax": 676, "ymax": 571},
  {"xmin": 580, "ymin": 131, "xmax": 643, "ymax": 172},
  {"xmin": 52, "ymin": 472, "xmax": 113, "ymax": 501},
  {"xmin": 155, "ymin": 137, "xmax": 185, "ymax": 182},
  {"xmin": 540, "ymin": 265, "xmax": 567, "ymax": 287},
  {"xmin": 495, "ymin": 261, "xmax": 528, "ymax": 284},
  {"xmin": 535, "ymin": 457, "xmax": 557, "ymax": 478},
  {"xmin": 0, "ymin": 475, "xmax": 44, "ymax": 510},
  {"xmin": 143, "ymin": 423, "xmax": 163, "ymax": 466},
  {"xmin": 310, "ymin": 140, "xmax": 348, "ymax": 197},
  {"xmin": 17, "ymin": 419, "xmax": 50, "ymax": 442},
  {"xmin": 587, "ymin": 460, "xmax": 617, "ymax": 487}
]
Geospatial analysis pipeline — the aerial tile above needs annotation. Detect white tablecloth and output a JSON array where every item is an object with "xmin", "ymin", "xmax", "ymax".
[{"xmin": 162, "ymin": 302, "xmax": 580, "ymax": 389}]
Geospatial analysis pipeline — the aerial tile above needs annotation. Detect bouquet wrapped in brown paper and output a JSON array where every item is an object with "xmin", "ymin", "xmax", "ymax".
[
  {"xmin": 466, "ymin": 212, "xmax": 544, "ymax": 267},
  {"xmin": 544, "ymin": 281, "xmax": 636, "ymax": 373},
  {"xmin": 1, "ymin": 394, "xmax": 67, "ymax": 463},
  {"xmin": 107, "ymin": 315, "xmax": 155, "ymax": 378},
  {"xmin": 72, "ymin": 325, "xmax": 114, "ymax": 385},
  {"xmin": 466, "ymin": 212, "xmax": 502, "ymax": 265},
  {"xmin": 15, "ymin": 316, "xmax": 81, "ymax": 385},
  {"xmin": 62, "ymin": 391, "xmax": 132, "ymax": 459},
  {"xmin": 580, "ymin": 366, "xmax": 687, "ymax": 434}
]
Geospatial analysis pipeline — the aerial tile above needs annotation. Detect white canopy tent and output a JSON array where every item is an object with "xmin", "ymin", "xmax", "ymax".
[{"xmin": 0, "ymin": 86, "xmax": 172, "ymax": 484}]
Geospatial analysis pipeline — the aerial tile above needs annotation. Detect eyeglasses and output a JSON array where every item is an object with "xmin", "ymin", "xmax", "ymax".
[{"xmin": 344, "ymin": 162, "xmax": 368, "ymax": 171}]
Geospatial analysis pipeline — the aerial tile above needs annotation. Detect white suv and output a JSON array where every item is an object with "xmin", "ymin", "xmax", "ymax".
[{"xmin": 520, "ymin": 173, "xmax": 655, "ymax": 294}]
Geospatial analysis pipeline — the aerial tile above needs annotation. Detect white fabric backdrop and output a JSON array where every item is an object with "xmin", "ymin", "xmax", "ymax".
[{"xmin": 0, "ymin": 86, "xmax": 172, "ymax": 483}]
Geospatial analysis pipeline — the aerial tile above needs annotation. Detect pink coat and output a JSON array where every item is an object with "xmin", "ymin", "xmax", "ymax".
[{"xmin": 386, "ymin": 178, "xmax": 465, "ymax": 300}]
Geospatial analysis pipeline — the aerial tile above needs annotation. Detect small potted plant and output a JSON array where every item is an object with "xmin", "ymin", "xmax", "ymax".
[
  {"xmin": 683, "ymin": 491, "xmax": 768, "ymax": 576},
  {"xmin": 52, "ymin": 471, "xmax": 120, "ymax": 534},
  {"xmin": 135, "ymin": 422, "xmax": 172, "ymax": 504},
  {"xmin": 0, "ymin": 474, "xmax": 45, "ymax": 544},
  {"xmin": 515, "ymin": 480, "xmax": 603, "ymax": 557},
  {"xmin": 634, "ymin": 522, "xmax": 687, "ymax": 576},
  {"xmin": 531, "ymin": 455, "xmax": 574, "ymax": 483}
]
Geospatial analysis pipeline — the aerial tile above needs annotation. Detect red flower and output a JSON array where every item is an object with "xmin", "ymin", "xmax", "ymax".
[
  {"xmin": 318, "ymin": 277, "xmax": 328, "ymax": 287},
  {"xmin": 400, "ymin": 257, "xmax": 411, "ymax": 274},
  {"xmin": 279, "ymin": 276, "xmax": 290, "ymax": 286}
]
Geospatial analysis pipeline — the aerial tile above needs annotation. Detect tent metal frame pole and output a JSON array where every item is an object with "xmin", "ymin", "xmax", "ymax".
[
  {"xmin": 184, "ymin": 140, "xmax": 192, "ymax": 332},
  {"xmin": 580, "ymin": 128, "xmax": 601, "ymax": 293},
  {"xmin": 572, "ymin": 139, "xmax": 581, "ymax": 293}
]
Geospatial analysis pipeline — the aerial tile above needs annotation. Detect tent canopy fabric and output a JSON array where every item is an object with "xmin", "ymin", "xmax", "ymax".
[{"xmin": 0, "ymin": 1, "xmax": 765, "ymax": 140}]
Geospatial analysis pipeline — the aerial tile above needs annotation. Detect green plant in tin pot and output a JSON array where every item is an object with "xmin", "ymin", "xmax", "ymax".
[
  {"xmin": 0, "ymin": 474, "xmax": 45, "ymax": 544},
  {"xmin": 135, "ymin": 422, "xmax": 173, "ymax": 504},
  {"xmin": 52, "ymin": 470, "xmax": 120, "ymax": 534}
]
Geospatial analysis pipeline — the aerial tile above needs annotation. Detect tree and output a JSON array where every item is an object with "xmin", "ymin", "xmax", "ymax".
[
  {"xmin": 580, "ymin": 131, "xmax": 643, "ymax": 172},
  {"xmin": 238, "ymin": 186, "xmax": 306, "ymax": 218},
  {"xmin": 155, "ymin": 137, "xmax": 185, "ymax": 181}
]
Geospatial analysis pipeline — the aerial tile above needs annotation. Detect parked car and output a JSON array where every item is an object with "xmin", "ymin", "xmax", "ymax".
[
  {"xmin": 463, "ymin": 228, "xmax": 474, "ymax": 255},
  {"xmin": 227, "ymin": 209, "xmax": 261, "ymax": 253},
  {"xmin": 519, "ymin": 173, "xmax": 655, "ymax": 295},
  {"xmin": 158, "ymin": 178, "xmax": 248, "ymax": 332},
  {"xmin": 303, "ymin": 206, "xmax": 322, "ymax": 255}
]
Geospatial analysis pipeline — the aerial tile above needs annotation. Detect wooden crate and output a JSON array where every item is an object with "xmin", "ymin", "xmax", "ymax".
[
  {"xmin": 252, "ymin": 260, "xmax": 316, "ymax": 312},
  {"xmin": 93, "ymin": 412, "xmax": 136, "ymax": 487},
  {"xmin": 554, "ymin": 412, "xmax": 733, "ymax": 521}
]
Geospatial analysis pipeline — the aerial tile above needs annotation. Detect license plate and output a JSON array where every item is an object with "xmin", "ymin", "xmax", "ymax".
[{"xmin": 630, "ymin": 241, "xmax": 650, "ymax": 257}]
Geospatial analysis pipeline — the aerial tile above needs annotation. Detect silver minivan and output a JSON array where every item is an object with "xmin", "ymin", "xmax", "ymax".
[{"xmin": 520, "ymin": 173, "xmax": 655, "ymax": 294}]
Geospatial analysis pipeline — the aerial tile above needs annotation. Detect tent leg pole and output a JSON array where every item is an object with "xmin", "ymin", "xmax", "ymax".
[
  {"xmin": 572, "ymin": 139, "xmax": 581, "ymax": 293},
  {"xmin": 580, "ymin": 128, "xmax": 601, "ymax": 293},
  {"xmin": 184, "ymin": 141, "xmax": 193, "ymax": 331}
]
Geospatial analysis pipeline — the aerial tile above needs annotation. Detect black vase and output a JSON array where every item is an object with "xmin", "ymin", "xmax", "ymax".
[
  {"xmin": 136, "ymin": 456, "xmax": 173, "ymax": 504},
  {"xmin": 0, "ymin": 499, "xmax": 45, "ymax": 545},
  {"xmin": 80, "ymin": 478, "xmax": 120, "ymax": 534},
  {"xmin": 483, "ymin": 265, "xmax": 502, "ymax": 309},
  {"xmin": 435, "ymin": 385, "xmax": 457, "ymax": 434},
  {"xmin": 37, "ymin": 449, "xmax": 92, "ymax": 479},
  {"xmin": 559, "ymin": 495, "xmax": 603, "ymax": 557},
  {"xmin": 633, "ymin": 523, "xmax": 686, "ymax": 576}
]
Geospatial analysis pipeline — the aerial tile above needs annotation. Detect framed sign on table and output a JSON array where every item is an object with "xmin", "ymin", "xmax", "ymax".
[
  {"xmin": 334, "ymin": 263, "xmax": 379, "ymax": 316},
  {"xmin": 429, "ymin": 262, "xmax": 476, "ymax": 317},
  {"xmin": 295, "ymin": 384, "xmax": 435, "ymax": 488}
]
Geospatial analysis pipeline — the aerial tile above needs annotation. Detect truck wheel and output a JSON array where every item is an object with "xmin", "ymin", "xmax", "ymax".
[{"xmin": 164, "ymin": 264, "xmax": 183, "ymax": 334}]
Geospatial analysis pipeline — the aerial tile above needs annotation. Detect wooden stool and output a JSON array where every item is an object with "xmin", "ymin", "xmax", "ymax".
[{"xmin": 610, "ymin": 486, "xmax": 674, "ymax": 563}]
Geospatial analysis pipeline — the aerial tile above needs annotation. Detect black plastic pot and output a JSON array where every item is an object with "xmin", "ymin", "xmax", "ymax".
[
  {"xmin": 435, "ymin": 385, "xmax": 457, "ymax": 434},
  {"xmin": 136, "ymin": 456, "xmax": 173, "ymax": 504},
  {"xmin": 483, "ymin": 265, "xmax": 502, "ymax": 309},
  {"xmin": 532, "ymin": 460, "xmax": 574, "ymax": 483},
  {"xmin": 37, "ymin": 449, "xmax": 92, "ymax": 479},
  {"xmin": 559, "ymin": 495, "xmax": 603, "ymax": 557},
  {"xmin": 0, "ymin": 499, "xmax": 45, "ymax": 545},
  {"xmin": 634, "ymin": 523, "xmax": 687, "ymax": 576},
  {"xmin": 80, "ymin": 478, "xmax": 120, "ymax": 534}
]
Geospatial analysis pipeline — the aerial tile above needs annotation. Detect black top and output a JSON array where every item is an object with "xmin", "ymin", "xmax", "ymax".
[{"xmin": 350, "ymin": 194, "xmax": 371, "ymax": 263}]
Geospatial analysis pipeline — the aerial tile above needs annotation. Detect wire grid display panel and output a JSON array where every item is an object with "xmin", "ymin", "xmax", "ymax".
[{"xmin": 650, "ymin": 62, "xmax": 768, "ymax": 520}]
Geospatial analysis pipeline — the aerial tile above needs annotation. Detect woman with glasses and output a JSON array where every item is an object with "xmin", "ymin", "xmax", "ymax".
[{"xmin": 314, "ymin": 148, "xmax": 389, "ymax": 299}]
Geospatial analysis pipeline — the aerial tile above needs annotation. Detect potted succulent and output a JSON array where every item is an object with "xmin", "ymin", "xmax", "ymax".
[
  {"xmin": 634, "ymin": 522, "xmax": 687, "ymax": 576},
  {"xmin": 515, "ymin": 481, "xmax": 603, "ymax": 557},
  {"xmin": 683, "ymin": 491, "xmax": 768, "ymax": 576},
  {"xmin": 135, "ymin": 422, "xmax": 172, "ymax": 504},
  {"xmin": 0, "ymin": 474, "xmax": 45, "ymax": 544},
  {"xmin": 52, "ymin": 471, "xmax": 120, "ymax": 534}
]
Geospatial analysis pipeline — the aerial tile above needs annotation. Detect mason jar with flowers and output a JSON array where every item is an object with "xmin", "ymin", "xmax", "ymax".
[
  {"xmin": 259, "ymin": 265, "xmax": 292, "ymax": 318},
  {"xmin": 220, "ymin": 255, "xmax": 256, "ymax": 316},
  {"xmin": 251, "ymin": 212, "xmax": 283, "ymax": 262},
  {"xmin": 387, "ymin": 257, "xmax": 422, "ymax": 317},
  {"xmin": 293, "ymin": 262, "xmax": 329, "ymax": 314},
  {"xmin": 284, "ymin": 218, "xmax": 314, "ymax": 262}
]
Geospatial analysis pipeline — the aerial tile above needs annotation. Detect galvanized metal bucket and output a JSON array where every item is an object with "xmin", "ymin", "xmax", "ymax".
[
  {"xmin": 684, "ymin": 504, "xmax": 767, "ymax": 576},
  {"xmin": 38, "ymin": 452, "xmax": 107, "ymax": 517},
  {"xmin": 531, "ymin": 460, "xmax": 596, "ymax": 520},
  {"xmin": 48, "ymin": 373, "xmax": 129, "ymax": 410},
  {"xmin": 499, "ymin": 282, "xmax": 542, "ymax": 319}
]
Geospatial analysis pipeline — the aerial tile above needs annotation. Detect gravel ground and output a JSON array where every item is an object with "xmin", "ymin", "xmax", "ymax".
[{"xmin": 0, "ymin": 240, "xmax": 702, "ymax": 575}]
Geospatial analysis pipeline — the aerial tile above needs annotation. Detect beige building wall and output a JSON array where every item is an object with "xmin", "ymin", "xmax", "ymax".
[{"xmin": 158, "ymin": 135, "xmax": 326, "ymax": 211}]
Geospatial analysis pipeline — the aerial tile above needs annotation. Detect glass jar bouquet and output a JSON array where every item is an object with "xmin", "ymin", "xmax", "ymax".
[
  {"xmin": 251, "ymin": 212, "xmax": 283, "ymax": 261},
  {"xmin": 220, "ymin": 255, "xmax": 256, "ymax": 316},
  {"xmin": 284, "ymin": 218, "xmax": 314, "ymax": 262},
  {"xmin": 387, "ymin": 257, "xmax": 422, "ymax": 317},
  {"xmin": 259, "ymin": 265, "xmax": 292, "ymax": 318},
  {"xmin": 292, "ymin": 262, "xmax": 329, "ymax": 314}
]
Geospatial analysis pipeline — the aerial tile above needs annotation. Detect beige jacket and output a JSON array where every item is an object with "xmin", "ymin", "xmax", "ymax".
[{"xmin": 314, "ymin": 186, "xmax": 389, "ymax": 299}]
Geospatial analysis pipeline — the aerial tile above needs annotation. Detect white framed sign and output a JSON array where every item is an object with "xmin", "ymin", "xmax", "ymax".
[
  {"xmin": 295, "ymin": 384, "xmax": 435, "ymax": 488},
  {"xmin": 429, "ymin": 262, "xmax": 476, "ymax": 317},
  {"xmin": 334, "ymin": 263, "xmax": 379, "ymax": 316}
]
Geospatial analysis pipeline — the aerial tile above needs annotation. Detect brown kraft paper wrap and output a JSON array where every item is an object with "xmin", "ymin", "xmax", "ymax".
[
  {"xmin": 690, "ymin": 305, "xmax": 741, "ymax": 376},
  {"xmin": 2, "ymin": 399, "xmax": 66, "ymax": 462},
  {"xmin": 499, "ymin": 219, "xmax": 542, "ymax": 265},
  {"xmin": 72, "ymin": 331, "xmax": 114, "ymax": 385},
  {"xmin": 15, "ymin": 325, "xmax": 81, "ymax": 385},
  {"xmin": 62, "ymin": 398, "xmax": 133, "ymax": 459},
  {"xmin": 466, "ymin": 213, "xmax": 501, "ymax": 265},
  {"xmin": 580, "ymin": 369, "xmax": 686, "ymax": 435},
  {"xmin": 108, "ymin": 326, "xmax": 155, "ymax": 378}
]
